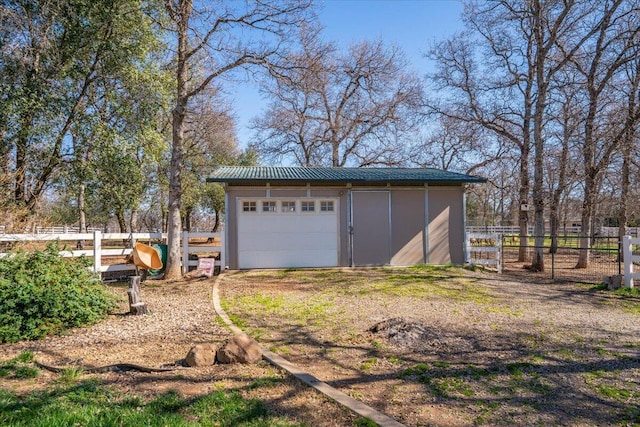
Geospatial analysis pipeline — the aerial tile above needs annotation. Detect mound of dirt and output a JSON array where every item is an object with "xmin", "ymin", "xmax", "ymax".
[{"xmin": 369, "ymin": 317, "xmax": 474, "ymax": 353}]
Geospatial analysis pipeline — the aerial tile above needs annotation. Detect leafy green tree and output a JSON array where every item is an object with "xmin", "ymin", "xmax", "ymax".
[
  {"xmin": 180, "ymin": 93, "xmax": 240, "ymax": 231},
  {"xmin": 91, "ymin": 141, "xmax": 145, "ymax": 233},
  {"xmin": 0, "ymin": 0, "xmax": 167, "ymax": 224}
]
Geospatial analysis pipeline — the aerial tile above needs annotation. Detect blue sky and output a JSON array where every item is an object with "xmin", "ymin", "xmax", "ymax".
[{"xmin": 230, "ymin": 0, "xmax": 465, "ymax": 149}]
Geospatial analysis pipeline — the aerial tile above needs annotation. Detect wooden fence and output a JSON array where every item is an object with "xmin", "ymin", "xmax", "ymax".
[{"xmin": 0, "ymin": 231, "xmax": 224, "ymax": 278}]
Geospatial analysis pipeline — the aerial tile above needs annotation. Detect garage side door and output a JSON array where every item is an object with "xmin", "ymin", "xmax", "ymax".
[
  {"xmin": 237, "ymin": 199, "xmax": 339, "ymax": 269},
  {"xmin": 352, "ymin": 191, "xmax": 390, "ymax": 266}
]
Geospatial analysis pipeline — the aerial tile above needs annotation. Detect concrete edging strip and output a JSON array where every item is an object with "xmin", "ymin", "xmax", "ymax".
[{"xmin": 211, "ymin": 272, "xmax": 406, "ymax": 427}]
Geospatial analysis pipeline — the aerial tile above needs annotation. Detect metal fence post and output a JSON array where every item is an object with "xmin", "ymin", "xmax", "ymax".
[
  {"xmin": 497, "ymin": 234, "xmax": 502, "ymax": 274},
  {"xmin": 623, "ymin": 235, "xmax": 633, "ymax": 288},
  {"xmin": 618, "ymin": 238, "xmax": 622, "ymax": 275},
  {"xmin": 182, "ymin": 231, "xmax": 189, "ymax": 274}
]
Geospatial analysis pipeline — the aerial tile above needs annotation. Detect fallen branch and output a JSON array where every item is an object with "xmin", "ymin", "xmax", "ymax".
[{"xmin": 35, "ymin": 360, "xmax": 184, "ymax": 374}]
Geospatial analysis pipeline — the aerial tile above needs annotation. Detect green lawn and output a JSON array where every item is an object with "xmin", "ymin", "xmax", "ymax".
[
  {"xmin": 0, "ymin": 351, "xmax": 370, "ymax": 426},
  {"xmin": 0, "ymin": 380, "xmax": 297, "ymax": 427}
]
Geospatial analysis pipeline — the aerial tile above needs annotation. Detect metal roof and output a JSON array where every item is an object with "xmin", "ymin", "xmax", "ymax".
[{"xmin": 207, "ymin": 166, "xmax": 486, "ymax": 184}]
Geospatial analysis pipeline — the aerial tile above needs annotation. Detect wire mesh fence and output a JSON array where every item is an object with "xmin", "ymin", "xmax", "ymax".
[{"xmin": 501, "ymin": 235, "xmax": 621, "ymax": 284}]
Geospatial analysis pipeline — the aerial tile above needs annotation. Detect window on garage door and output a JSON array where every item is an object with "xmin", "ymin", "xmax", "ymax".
[
  {"xmin": 281, "ymin": 201, "xmax": 296, "ymax": 212},
  {"xmin": 301, "ymin": 200, "xmax": 315, "ymax": 212},
  {"xmin": 320, "ymin": 200, "xmax": 334, "ymax": 212},
  {"xmin": 262, "ymin": 200, "xmax": 277, "ymax": 212},
  {"xmin": 242, "ymin": 201, "xmax": 257, "ymax": 212}
]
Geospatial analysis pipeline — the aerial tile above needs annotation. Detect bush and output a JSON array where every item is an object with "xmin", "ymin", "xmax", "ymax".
[{"xmin": 0, "ymin": 243, "xmax": 116, "ymax": 343}]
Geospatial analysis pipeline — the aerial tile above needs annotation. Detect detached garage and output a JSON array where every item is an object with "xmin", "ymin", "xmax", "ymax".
[{"xmin": 207, "ymin": 167, "xmax": 485, "ymax": 269}]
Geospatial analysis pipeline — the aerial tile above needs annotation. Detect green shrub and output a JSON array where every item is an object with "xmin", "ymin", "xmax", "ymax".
[{"xmin": 0, "ymin": 243, "xmax": 116, "ymax": 343}]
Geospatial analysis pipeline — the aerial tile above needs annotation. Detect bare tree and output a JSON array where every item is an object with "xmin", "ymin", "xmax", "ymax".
[
  {"xmin": 571, "ymin": 0, "xmax": 640, "ymax": 268},
  {"xmin": 428, "ymin": 16, "xmax": 535, "ymax": 263},
  {"xmin": 617, "ymin": 53, "xmax": 640, "ymax": 248},
  {"xmin": 181, "ymin": 91, "xmax": 240, "ymax": 231},
  {"xmin": 162, "ymin": 0, "xmax": 313, "ymax": 279},
  {"xmin": 525, "ymin": 0, "xmax": 600, "ymax": 271},
  {"xmin": 429, "ymin": 0, "xmax": 618, "ymax": 271},
  {"xmin": 252, "ymin": 29, "xmax": 424, "ymax": 167},
  {"xmin": 545, "ymin": 80, "xmax": 582, "ymax": 254}
]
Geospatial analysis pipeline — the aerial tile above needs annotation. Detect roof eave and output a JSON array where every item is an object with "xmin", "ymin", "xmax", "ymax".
[{"xmin": 206, "ymin": 178, "xmax": 487, "ymax": 185}]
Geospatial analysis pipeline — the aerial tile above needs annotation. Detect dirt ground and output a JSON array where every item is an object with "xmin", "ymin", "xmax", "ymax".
[
  {"xmin": 1, "ymin": 267, "xmax": 639, "ymax": 426},
  {"xmin": 219, "ymin": 268, "xmax": 640, "ymax": 426}
]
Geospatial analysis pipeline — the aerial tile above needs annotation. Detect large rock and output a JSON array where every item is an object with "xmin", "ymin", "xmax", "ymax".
[
  {"xmin": 216, "ymin": 333, "xmax": 263, "ymax": 364},
  {"xmin": 185, "ymin": 343, "xmax": 217, "ymax": 367}
]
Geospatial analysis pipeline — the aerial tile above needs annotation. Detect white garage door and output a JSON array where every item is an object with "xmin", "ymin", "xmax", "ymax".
[{"xmin": 237, "ymin": 198, "xmax": 339, "ymax": 269}]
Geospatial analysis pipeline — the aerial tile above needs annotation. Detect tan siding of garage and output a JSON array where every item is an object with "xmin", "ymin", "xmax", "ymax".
[
  {"xmin": 390, "ymin": 190, "xmax": 426, "ymax": 265},
  {"xmin": 352, "ymin": 191, "xmax": 391, "ymax": 266},
  {"xmin": 428, "ymin": 187, "xmax": 465, "ymax": 264}
]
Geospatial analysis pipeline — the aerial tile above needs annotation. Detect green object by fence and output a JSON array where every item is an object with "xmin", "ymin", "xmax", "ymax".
[{"xmin": 149, "ymin": 243, "xmax": 167, "ymax": 275}]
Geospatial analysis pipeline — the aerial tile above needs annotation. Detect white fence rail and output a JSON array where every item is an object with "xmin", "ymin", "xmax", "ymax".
[
  {"xmin": 465, "ymin": 233, "xmax": 502, "ymax": 273},
  {"xmin": 466, "ymin": 226, "xmax": 582, "ymax": 235},
  {"xmin": 35, "ymin": 226, "xmax": 102, "ymax": 234},
  {"xmin": 466, "ymin": 225, "xmax": 640, "ymax": 237},
  {"xmin": 622, "ymin": 235, "xmax": 638, "ymax": 288},
  {"xmin": 0, "ymin": 230, "xmax": 224, "ymax": 278}
]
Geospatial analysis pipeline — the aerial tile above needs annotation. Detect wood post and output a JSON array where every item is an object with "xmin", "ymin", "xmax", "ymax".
[
  {"xmin": 93, "ymin": 230, "xmax": 101, "ymax": 274},
  {"xmin": 128, "ymin": 276, "xmax": 148, "ymax": 315}
]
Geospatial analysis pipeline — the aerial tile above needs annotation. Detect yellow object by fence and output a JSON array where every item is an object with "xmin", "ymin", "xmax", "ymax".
[{"xmin": 132, "ymin": 242, "xmax": 163, "ymax": 270}]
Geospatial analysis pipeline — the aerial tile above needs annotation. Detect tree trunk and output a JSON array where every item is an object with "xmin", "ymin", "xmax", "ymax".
[
  {"xmin": 577, "ymin": 173, "xmax": 596, "ymax": 268},
  {"xmin": 116, "ymin": 211, "xmax": 127, "ymax": 233},
  {"xmin": 184, "ymin": 207, "xmax": 192, "ymax": 232},
  {"xmin": 531, "ymin": 106, "xmax": 546, "ymax": 271},
  {"xmin": 163, "ymin": 0, "xmax": 192, "ymax": 280},
  {"xmin": 130, "ymin": 209, "xmax": 138, "ymax": 233},
  {"xmin": 517, "ymin": 146, "xmax": 530, "ymax": 262},
  {"xmin": 165, "ymin": 102, "xmax": 187, "ymax": 279},
  {"xmin": 619, "ymin": 151, "xmax": 629, "ymax": 254},
  {"xmin": 530, "ymin": 1, "xmax": 549, "ymax": 272},
  {"xmin": 619, "ymin": 58, "xmax": 640, "ymax": 258},
  {"xmin": 550, "ymin": 99, "xmax": 572, "ymax": 255},
  {"xmin": 159, "ymin": 164, "xmax": 168, "ymax": 233},
  {"xmin": 14, "ymin": 109, "xmax": 32, "ymax": 205},
  {"xmin": 212, "ymin": 208, "xmax": 221, "ymax": 232}
]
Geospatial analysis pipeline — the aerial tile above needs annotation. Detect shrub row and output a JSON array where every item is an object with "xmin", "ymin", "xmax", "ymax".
[{"xmin": 0, "ymin": 243, "xmax": 116, "ymax": 343}]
